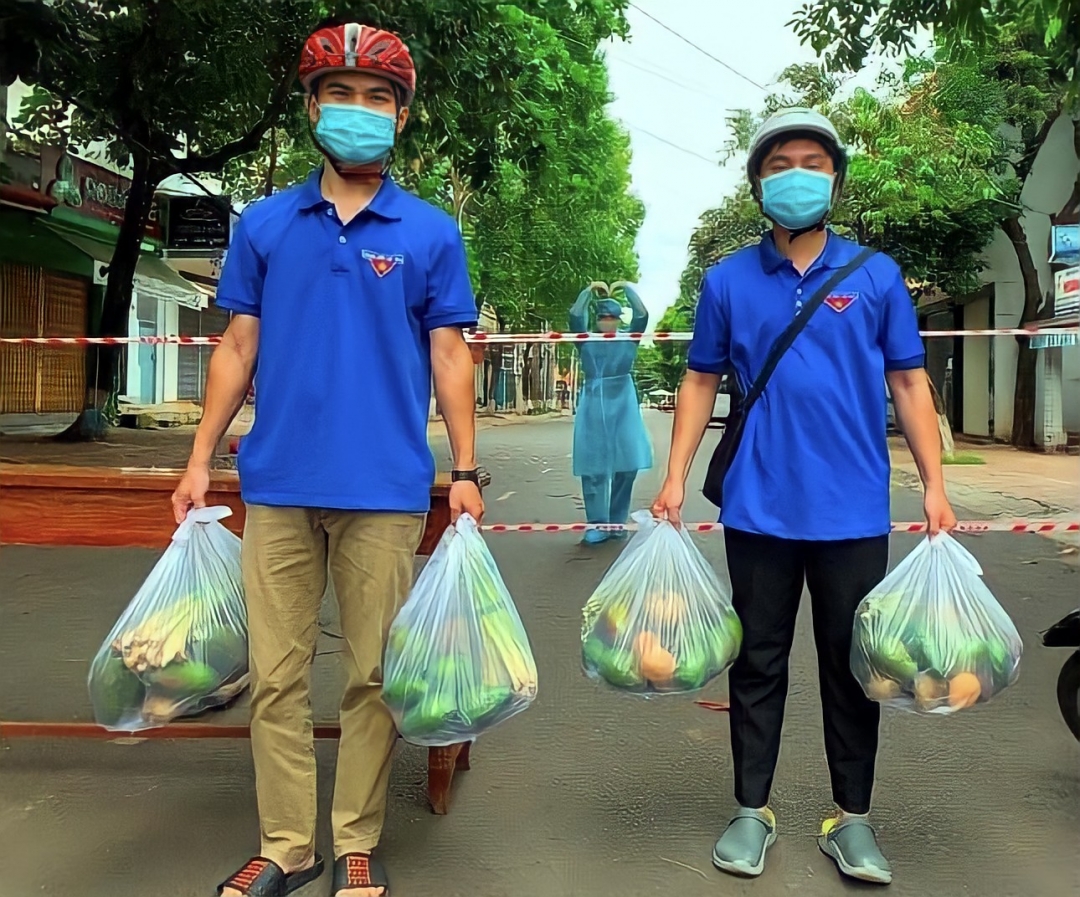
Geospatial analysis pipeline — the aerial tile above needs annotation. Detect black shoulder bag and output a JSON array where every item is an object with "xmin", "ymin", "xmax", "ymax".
[{"xmin": 702, "ymin": 246, "xmax": 876, "ymax": 508}]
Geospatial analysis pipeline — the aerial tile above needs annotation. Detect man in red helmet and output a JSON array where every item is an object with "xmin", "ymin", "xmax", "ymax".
[{"xmin": 173, "ymin": 20, "xmax": 482, "ymax": 897}]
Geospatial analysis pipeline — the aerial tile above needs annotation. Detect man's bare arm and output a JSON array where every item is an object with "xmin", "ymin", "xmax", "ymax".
[
  {"xmin": 172, "ymin": 314, "xmax": 259, "ymax": 522},
  {"xmin": 431, "ymin": 326, "xmax": 483, "ymax": 522}
]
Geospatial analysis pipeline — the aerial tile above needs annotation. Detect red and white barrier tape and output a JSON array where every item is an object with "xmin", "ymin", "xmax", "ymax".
[
  {"xmin": 1, "ymin": 327, "xmax": 1077, "ymax": 347},
  {"xmin": 480, "ymin": 520, "xmax": 1079, "ymax": 534},
  {"xmin": 0, "ymin": 336, "xmax": 220, "ymax": 346}
]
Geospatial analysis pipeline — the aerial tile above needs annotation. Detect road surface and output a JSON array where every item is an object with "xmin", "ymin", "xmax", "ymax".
[{"xmin": 2, "ymin": 412, "xmax": 1078, "ymax": 896}]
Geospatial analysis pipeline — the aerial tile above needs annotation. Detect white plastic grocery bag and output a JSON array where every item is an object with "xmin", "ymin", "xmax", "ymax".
[
  {"xmin": 581, "ymin": 510, "xmax": 742, "ymax": 694},
  {"xmin": 88, "ymin": 507, "xmax": 249, "ymax": 731},
  {"xmin": 383, "ymin": 514, "xmax": 538, "ymax": 747},
  {"xmin": 851, "ymin": 532, "xmax": 1022, "ymax": 715}
]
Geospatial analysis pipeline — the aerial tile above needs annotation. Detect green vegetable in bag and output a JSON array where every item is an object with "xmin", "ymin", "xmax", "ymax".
[
  {"xmin": 383, "ymin": 515, "xmax": 537, "ymax": 746},
  {"xmin": 89, "ymin": 651, "xmax": 146, "ymax": 729}
]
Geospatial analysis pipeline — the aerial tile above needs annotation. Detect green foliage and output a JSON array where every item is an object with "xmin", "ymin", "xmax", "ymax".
[
  {"xmin": 5, "ymin": 0, "xmax": 642, "ymax": 355},
  {"xmin": 679, "ymin": 184, "xmax": 767, "ymax": 310},
  {"xmin": 682, "ymin": 59, "xmax": 1019, "ymax": 311},
  {"xmin": 221, "ymin": 2, "xmax": 644, "ymax": 330},
  {"xmin": 789, "ymin": 0, "xmax": 1077, "ymax": 84},
  {"xmin": 470, "ymin": 103, "xmax": 644, "ymax": 329},
  {"xmin": 7, "ymin": 0, "xmax": 314, "ymax": 172},
  {"xmin": 632, "ymin": 296, "xmax": 695, "ymax": 397},
  {"xmin": 684, "ymin": 26, "xmax": 1071, "ymax": 446}
]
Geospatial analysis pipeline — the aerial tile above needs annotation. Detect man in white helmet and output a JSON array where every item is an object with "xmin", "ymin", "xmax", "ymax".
[{"xmin": 653, "ymin": 108, "xmax": 955, "ymax": 885}]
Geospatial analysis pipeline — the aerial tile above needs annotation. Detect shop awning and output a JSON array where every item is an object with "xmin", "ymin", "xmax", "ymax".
[{"xmin": 46, "ymin": 227, "xmax": 205, "ymax": 310}]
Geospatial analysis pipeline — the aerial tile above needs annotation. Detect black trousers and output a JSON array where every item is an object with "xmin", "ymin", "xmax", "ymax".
[{"xmin": 724, "ymin": 528, "xmax": 889, "ymax": 814}]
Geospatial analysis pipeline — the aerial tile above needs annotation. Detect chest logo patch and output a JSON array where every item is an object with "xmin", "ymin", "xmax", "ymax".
[
  {"xmin": 824, "ymin": 291, "xmax": 859, "ymax": 313},
  {"xmin": 362, "ymin": 250, "xmax": 404, "ymax": 278}
]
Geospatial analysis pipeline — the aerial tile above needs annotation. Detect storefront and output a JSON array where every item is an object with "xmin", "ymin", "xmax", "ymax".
[
  {"xmin": 43, "ymin": 223, "xmax": 206, "ymax": 406},
  {"xmin": 0, "ymin": 151, "xmax": 206, "ymax": 432},
  {"xmin": 157, "ymin": 184, "xmax": 233, "ymax": 404}
]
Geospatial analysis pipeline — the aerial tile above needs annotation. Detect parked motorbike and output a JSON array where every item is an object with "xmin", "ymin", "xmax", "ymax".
[{"xmin": 1042, "ymin": 609, "xmax": 1080, "ymax": 741}]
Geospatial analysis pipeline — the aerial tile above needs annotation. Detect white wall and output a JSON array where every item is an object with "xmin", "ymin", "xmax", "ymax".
[
  {"xmin": 963, "ymin": 297, "xmax": 991, "ymax": 436},
  {"xmin": 122, "ymin": 299, "xmax": 140, "ymax": 402},
  {"xmin": 974, "ymin": 113, "xmax": 1080, "ymax": 439},
  {"xmin": 978, "ymin": 228, "xmax": 1025, "ymax": 436},
  {"xmin": 1064, "ymin": 346, "xmax": 1080, "ymax": 432},
  {"xmin": 162, "ymin": 300, "xmax": 179, "ymax": 402}
]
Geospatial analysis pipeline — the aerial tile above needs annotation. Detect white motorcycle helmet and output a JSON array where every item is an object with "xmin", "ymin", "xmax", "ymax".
[{"xmin": 746, "ymin": 107, "xmax": 848, "ymax": 216}]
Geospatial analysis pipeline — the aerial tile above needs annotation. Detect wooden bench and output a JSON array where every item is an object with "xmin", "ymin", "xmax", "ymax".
[
  {"xmin": 0, "ymin": 462, "xmax": 481, "ymax": 555},
  {"xmin": 0, "ymin": 461, "xmax": 489, "ymax": 815}
]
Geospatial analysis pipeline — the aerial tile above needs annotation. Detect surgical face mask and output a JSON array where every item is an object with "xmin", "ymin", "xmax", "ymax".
[
  {"xmin": 313, "ymin": 103, "xmax": 397, "ymax": 167},
  {"xmin": 760, "ymin": 168, "xmax": 835, "ymax": 230}
]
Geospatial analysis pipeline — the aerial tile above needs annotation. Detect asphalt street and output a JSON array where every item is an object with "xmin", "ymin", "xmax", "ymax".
[{"xmin": 2, "ymin": 412, "xmax": 1078, "ymax": 897}]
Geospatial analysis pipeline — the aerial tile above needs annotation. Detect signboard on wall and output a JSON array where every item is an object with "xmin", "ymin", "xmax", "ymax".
[
  {"xmin": 1055, "ymin": 265, "xmax": 1080, "ymax": 316},
  {"xmin": 1050, "ymin": 224, "xmax": 1079, "ymax": 265},
  {"xmin": 164, "ymin": 196, "xmax": 232, "ymax": 251},
  {"xmin": 39, "ymin": 148, "xmax": 162, "ymax": 239}
]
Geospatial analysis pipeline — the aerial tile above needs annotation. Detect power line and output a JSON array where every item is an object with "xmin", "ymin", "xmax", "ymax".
[
  {"xmin": 628, "ymin": 2, "xmax": 768, "ymax": 93},
  {"xmin": 608, "ymin": 54, "xmax": 731, "ymax": 103},
  {"xmin": 624, "ymin": 123, "xmax": 720, "ymax": 167}
]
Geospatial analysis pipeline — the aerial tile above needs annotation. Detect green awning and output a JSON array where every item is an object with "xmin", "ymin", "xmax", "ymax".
[{"xmin": 45, "ymin": 226, "xmax": 204, "ymax": 309}]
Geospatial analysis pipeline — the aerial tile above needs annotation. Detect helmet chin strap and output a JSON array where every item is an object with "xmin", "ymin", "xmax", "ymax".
[{"xmin": 784, "ymin": 220, "xmax": 828, "ymax": 241}]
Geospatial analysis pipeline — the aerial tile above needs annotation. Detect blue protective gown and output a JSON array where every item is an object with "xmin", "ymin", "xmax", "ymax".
[{"xmin": 570, "ymin": 286, "xmax": 654, "ymax": 479}]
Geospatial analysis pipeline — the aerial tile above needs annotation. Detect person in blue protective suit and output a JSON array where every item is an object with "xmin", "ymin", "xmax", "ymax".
[{"xmin": 570, "ymin": 281, "xmax": 653, "ymax": 544}]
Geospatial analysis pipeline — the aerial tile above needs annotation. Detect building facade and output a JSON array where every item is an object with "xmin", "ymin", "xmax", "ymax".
[
  {"xmin": 921, "ymin": 113, "xmax": 1080, "ymax": 447},
  {"xmin": 1, "ymin": 139, "xmax": 230, "ymax": 433}
]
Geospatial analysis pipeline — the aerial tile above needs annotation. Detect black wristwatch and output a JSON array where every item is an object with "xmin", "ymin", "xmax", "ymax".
[{"xmin": 451, "ymin": 468, "xmax": 481, "ymax": 485}]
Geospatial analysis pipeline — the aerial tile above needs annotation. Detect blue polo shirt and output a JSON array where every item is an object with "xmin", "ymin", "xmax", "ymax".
[
  {"xmin": 216, "ymin": 170, "xmax": 477, "ymax": 512},
  {"xmin": 688, "ymin": 232, "xmax": 924, "ymax": 541}
]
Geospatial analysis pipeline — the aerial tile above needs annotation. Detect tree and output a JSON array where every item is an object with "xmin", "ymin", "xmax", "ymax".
[
  {"xmin": 790, "ymin": 2, "xmax": 1076, "ymax": 445},
  {"xmin": 6, "ymin": 0, "xmax": 318, "ymax": 431},
  {"xmin": 5, "ymin": 0, "xmax": 634, "ymax": 432},
  {"xmin": 678, "ymin": 184, "xmax": 769, "ymax": 314},
  {"xmin": 633, "ymin": 305, "xmax": 693, "ymax": 398},
  {"xmin": 925, "ymin": 32, "xmax": 1067, "ymax": 446},
  {"xmin": 215, "ymin": 2, "xmax": 644, "ymax": 412},
  {"xmin": 683, "ymin": 63, "xmax": 1006, "ymax": 301},
  {"xmin": 789, "ymin": 0, "xmax": 1076, "ymax": 76}
]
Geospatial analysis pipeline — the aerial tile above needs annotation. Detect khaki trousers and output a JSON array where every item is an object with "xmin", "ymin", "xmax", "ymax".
[{"xmin": 241, "ymin": 505, "xmax": 425, "ymax": 869}]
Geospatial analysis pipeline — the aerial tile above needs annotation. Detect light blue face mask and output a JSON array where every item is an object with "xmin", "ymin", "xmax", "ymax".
[
  {"xmin": 760, "ymin": 168, "xmax": 835, "ymax": 230},
  {"xmin": 313, "ymin": 103, "xmax": 397, "ymax": 166}
]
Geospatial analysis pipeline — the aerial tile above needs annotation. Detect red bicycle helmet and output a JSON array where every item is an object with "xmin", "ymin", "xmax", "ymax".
[{"xmin": 299, "ymin": 23, "xmax": 416, "ymax": 104}]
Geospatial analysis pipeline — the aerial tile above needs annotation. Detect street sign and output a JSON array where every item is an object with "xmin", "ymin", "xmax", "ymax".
[
  {"xmin": 1055, "ymin": 265, "xmax": 1080, "ymax": 315},
  {"xmin": 40, "ymin": 148, "xmax": 162, "ymax": 238},
  {"xmin": 1050, "ymin": 224, "xmax": 1079, "ymax": 265},
  {"xmin": 164, "ymin": 196, "xmax": 231, "ymax": 251}
]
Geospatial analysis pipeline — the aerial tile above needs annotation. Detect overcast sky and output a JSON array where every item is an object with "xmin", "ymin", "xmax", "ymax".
[{"xmin": 605, "ymin": 1, "xmax": 911, "ymax": 323}]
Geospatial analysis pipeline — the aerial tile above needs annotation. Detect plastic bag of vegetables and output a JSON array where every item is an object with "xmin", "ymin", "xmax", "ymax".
[
  {"xmin": 383, "ymin": 514, "xmax": 537, "ymax": 747},
  {"xmin": 88, "ymin": 507, "xmax": 249, "ymax": 731},
  {"xmin": 581, "ymin": 511, "xmax": 741, "ymax": 694},
  {"xmin": 851, "ymin": 532, "xmax": 1022, "ymax": 715}
]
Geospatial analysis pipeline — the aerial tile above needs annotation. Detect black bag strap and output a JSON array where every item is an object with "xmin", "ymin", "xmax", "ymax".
[{"xmin": 741, "ymin": 246, "xmax": 876, "ymax": 410}]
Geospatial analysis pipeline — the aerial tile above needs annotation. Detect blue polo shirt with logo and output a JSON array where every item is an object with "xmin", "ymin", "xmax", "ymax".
[
  {"xmin": 688, "ymin": 232, "xmax": 924, "ymax": 541},
  {"xmin": 216, "ymin": 169, "xmax": 477, "ymax": 512}
]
